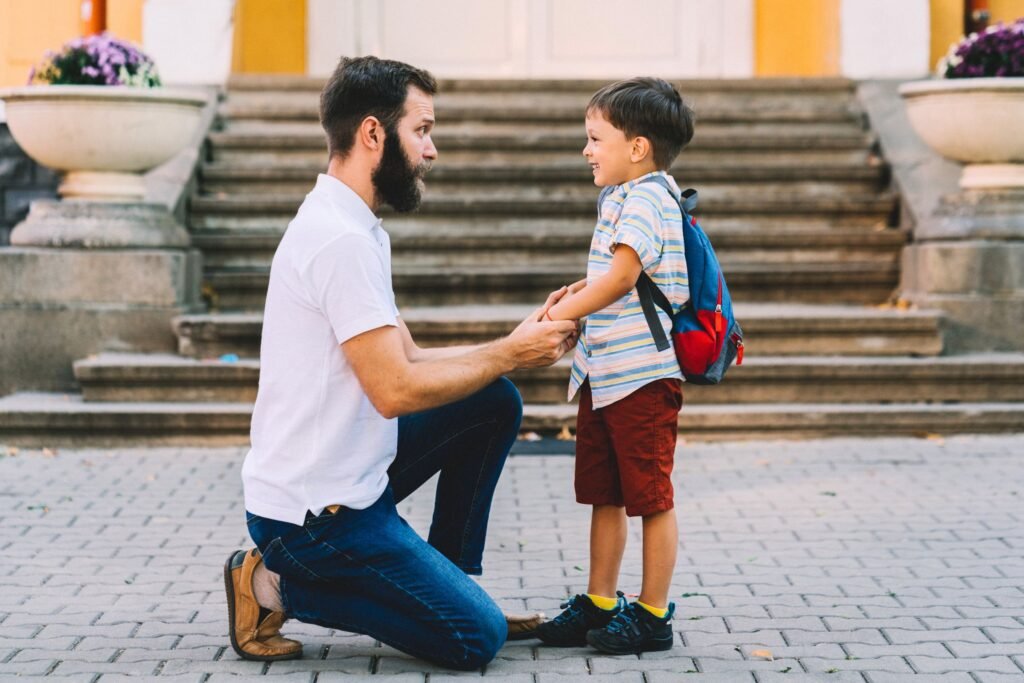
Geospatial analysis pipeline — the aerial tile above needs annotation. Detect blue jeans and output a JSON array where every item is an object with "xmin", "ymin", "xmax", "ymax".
[{"xmin": 245, "ymin": 378, "xmax": 522, "ymax": 670}]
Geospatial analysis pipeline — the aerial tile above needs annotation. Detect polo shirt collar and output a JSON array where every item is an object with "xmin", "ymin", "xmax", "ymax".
[
  {"xmin": 617, "ymin": 170, "xmax": 677, "ymax": 195},
  {"xmin": 313, "ymin": 173, "xmax": 381, "ymax": 231}
]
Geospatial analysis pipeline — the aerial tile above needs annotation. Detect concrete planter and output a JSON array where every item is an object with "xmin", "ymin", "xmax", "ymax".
[
  {"xmin": 0, "ymin": 85, "xmax": 206, "ymax": 201},
  {"xmin": 899, "ymin": 78, "xmax": 1024, "ymax": 189}
]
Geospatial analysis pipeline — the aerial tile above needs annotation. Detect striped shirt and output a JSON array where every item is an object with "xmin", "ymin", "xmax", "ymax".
[{"xmin": 568, "ymin": 171, "xmax": 690, "ymax": 409}]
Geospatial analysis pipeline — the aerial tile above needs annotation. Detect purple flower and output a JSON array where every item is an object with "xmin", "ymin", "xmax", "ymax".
[
  {"xmin": 28, "ymin": 32, "xmax": 161, "ymax": 87},
  {"xmin": 943, "ymin": 18, "xmax": 1024, "ymax": 78}
]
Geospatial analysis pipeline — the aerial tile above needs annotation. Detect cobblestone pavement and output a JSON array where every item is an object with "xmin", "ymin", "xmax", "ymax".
[{"xmin": 1, "ymin": 435, "xmax": 1023, "ymax": 682}]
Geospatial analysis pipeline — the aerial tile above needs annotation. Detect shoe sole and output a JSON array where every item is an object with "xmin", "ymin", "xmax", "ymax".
[
  {"xmin": 223, "ymin": 549, "xmax": 301, "ymax": 662},
  {"xmin": 585, "ymin": 630, "xmax": 675, "ymax": 655}
]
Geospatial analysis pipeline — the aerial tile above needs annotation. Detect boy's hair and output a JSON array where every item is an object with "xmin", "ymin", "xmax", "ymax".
[
  {"xmin": 320, "ymin": 55, "xmax": 438, "ymax": 159},
  {"xmin": 587, "ymin": 77, "xmax": 695, "ymax": 169}
]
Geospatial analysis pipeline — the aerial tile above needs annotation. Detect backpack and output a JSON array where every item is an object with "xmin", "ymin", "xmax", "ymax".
[{"xmin": 605, "ymin": 175, "xmax": 744, "ymax": 385}]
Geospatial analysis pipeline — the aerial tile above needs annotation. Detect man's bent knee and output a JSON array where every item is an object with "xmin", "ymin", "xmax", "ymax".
[
  {"xmin": 442, "ymin": 603, "xmax": 507, "ymax": 670},
  {"xmin": 488, "ymin": 376, "xmax": 524, "ymax": 425}
]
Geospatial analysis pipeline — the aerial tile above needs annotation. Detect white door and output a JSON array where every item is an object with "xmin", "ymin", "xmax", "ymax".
[{"xmin": 308, "ymin": 0, "xmax": 753, "ymax": 78}]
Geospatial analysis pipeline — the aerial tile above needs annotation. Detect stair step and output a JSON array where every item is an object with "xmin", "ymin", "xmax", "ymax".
[
  {"xmin": 213, "ymin": 148, "xmax": 878, "ymax": 168},
  {"xmin": 3, "ymin": 392, "xmax": 1022, "ymax": 447},
  {"xmin": 75, "ymin": 352, "xmax": 1024, "ymax": 405},
  {"xmin": 201, "ymin": 262, "xmax": 899, "ymax": 310},
  {"xmin": 226, "ymin": 75, "xmax": 860, "ymax": 94},
  {"xmin": 208, "ymin": 124, "xmax": 875, "ymax": 154},
  {"xmin": 190, "ymin": 193, "xmax": 898, "ymax": 219},
  {"xmin": 191, "ymin": 225, "xmax": 906, "ymax": 270},
  {"xmin": 173, "ymin": 304, "xmax": 943, "ymax": 360},
  {"xmin": 220, "ymin": 92, "xmax": 862, "ymax": 125},
  {"xmin": 202, "ymin": 158, "xmax": 886, "ymax": 186}
]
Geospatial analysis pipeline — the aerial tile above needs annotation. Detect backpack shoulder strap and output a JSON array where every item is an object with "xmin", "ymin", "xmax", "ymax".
[
  {"xmin": 637, "ymin": 271, "xmax": 673, "ymax": 352},
  {"xmin": 632, "ymin": 175, "xmax": 697, "ymax": 353},
  {"xmin": 638, "ymin": 175, "xmax": 698, "ymax": 213}
]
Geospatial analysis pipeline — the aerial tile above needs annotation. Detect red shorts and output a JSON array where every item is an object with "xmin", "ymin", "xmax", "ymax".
[{"xmin": 574, "ymin": 378, "xmax": 683, "ymax": 517}]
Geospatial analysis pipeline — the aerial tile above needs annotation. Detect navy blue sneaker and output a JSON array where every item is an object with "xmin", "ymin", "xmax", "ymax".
[
  {"xmin": 586, "ymin": 601, "xmax": 676, "ymax": 654},
  {"xmin": 535, "ymin": 592, "xmax": 626, "ymax": 647}
]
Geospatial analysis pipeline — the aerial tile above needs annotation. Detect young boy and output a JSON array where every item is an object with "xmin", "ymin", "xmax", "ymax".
[{"xmin": 534, "ymin": 77, "xmax": 694, "ymax": 654}]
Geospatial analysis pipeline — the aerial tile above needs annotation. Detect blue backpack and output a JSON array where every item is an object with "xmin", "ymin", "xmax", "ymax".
[{"xmin": 604, "ymin": 176, "xmax": 744, "ymax": 385}]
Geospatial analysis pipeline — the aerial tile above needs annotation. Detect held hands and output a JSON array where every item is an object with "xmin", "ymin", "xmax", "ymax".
[{"xmin": 507, "ymin": 286, "xmax": 580, "ymax": 369}]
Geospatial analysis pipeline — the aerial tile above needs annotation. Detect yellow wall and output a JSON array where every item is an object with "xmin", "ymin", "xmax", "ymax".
[
  {"xmin": 0, "ymin": 0, "xmax": 143, "ymax": 87},
  {"xmin": 931, "ymin": 0, "xmax": 1024, "ymax": 71},
  {"xmin": 232, "ymin": 0, "xmax": 306, "ymax": 74},
  {"xmin": 108, "ymin": 0, "xmax": 144, "ymax": 46},
  {"xmin": 755, "ymin": 0, "xmax": 841, "ymax": 76}
]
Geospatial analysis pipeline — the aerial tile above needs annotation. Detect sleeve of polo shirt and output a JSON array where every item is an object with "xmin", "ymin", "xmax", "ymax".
[
  {"xmin": 303, "ymin": 234, "xmax": 398, "ymax": 345},
  {"xmin": 611, "ymin": 187, "xmax": 665, "ymax": 272}
]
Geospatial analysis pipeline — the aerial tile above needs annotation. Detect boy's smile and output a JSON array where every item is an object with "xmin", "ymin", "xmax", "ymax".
[{"xmin": 583, "ymin": 111, "xmax": 655, "ymax": 187}]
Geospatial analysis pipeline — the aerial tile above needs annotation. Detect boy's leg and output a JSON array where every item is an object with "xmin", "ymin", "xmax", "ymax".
[
  {"xmin": 639, "ymin": 508, "xmax": 678, "ymax": 608},
  {"xmin": 536, "ymin": 382, "xmax": 626, "ymax": 647},
  {"xmin": 584, "ymin": 378, "xmax": 682, "ymax": 654},
  {"xmin": 246, "ymin": 490, "xmax": 507, "ymax": 671},
  {"xmin": 390, "ymin": 377, "xmax": 522, "ymax": 574},
  {"xmin": 587, "ymin": 504, "xmax": 627, "ymax": 598}
]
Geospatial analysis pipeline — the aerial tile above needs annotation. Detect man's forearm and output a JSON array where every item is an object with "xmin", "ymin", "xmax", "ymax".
[
  {"xmin": 409, "ymin": 343, "xmax": 485, "ymax": 362},
  {"xmin": 387, "ymin": 339, "xmax": 516, "ymax": 417}
]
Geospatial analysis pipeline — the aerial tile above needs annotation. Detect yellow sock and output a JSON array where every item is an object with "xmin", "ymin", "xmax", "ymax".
[
  {"xmin": 586, "ymin": 593, "xmax": 620, "ymax": 611},
  {"xmin": 636, "ymin": 600, "xmax": 668, "ymax": 618}
]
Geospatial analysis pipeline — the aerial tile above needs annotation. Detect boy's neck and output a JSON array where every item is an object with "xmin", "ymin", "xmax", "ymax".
[{"xmin": 617, "ymin": 164, "xmax": 662, "ymax": 186}]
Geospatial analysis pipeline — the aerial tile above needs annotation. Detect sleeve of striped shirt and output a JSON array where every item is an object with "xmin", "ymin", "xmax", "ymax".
[{"xmin": 610, "ymin": 187, "xmax": 664, "ymax": 271}]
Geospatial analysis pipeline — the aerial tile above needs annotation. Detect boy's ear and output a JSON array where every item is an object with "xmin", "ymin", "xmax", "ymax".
[{"xmin": 630, "ymin": 136, "xmax": 652, "ymax": 164}]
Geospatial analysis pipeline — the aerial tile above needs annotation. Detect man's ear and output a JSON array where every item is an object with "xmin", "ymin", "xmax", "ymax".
[
  {"xmin": 630, "ymin": 136, "xmax": 652, "ymax": 164},
  {"xmin": 359, "ymin": 116, "xmax": 384, "ymax": 152}
]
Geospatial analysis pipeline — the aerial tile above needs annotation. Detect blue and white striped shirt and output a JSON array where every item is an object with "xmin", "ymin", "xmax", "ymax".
[{"xmin": 568, "ymin": 171, "xmax": 690, "ymax": 409}]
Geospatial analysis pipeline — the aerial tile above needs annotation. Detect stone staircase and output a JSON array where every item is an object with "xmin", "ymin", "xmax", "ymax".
[{"xmin": 3, "ymin": 76, "xmax": 1024, "ymax": 445}]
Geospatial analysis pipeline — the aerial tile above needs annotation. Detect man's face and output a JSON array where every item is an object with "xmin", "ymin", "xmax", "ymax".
[{"xmin": 372, "ymin": 86, "xmax": 437, "ymax": 213}]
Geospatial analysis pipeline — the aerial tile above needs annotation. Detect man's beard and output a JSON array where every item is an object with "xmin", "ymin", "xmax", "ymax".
[{"xmin": 372, "ymin": 125, "xmax": 430, "ymax": 213}]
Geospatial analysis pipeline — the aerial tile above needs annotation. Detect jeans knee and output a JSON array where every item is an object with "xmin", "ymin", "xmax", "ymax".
[
  {"xmin": 448, "ymin": 605, "xmax": 506, "ymax": 670},
  {"xmin": 490, "ymin": 376, "xmax": 523, "ymax": 427}
]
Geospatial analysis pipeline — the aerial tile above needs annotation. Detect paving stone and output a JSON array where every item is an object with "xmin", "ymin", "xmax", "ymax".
[
  {"xmin": 537, "ymin": 675, "xmax": 643, "ymax": 683},
  {"xmin": 757, "ymin": 674, "xmax": 866, "ymax": 682},
  {"xmin": 883, "ymin": 628, "xmax": 991, "ymax": 644},
  {"xmin": 648, "ymin": 674, "xmax": 754, "ymax": 683},
  {"xmin": 906, "ymin": 655, "xmax": 1022, "ymax": 674},
  {"xmin": 97, "ymin": 677, "xmax": 203, "ymax": 683},
  {"xmin": 206, "ymin": 675, "xmax": 314, "ymax": 683},
  {"xmin": 800, "ymin": 655, "xmax": 914, "ymax": 673},
  {"xmin": 867, "ymin": 674, "xmax": 974, "ymax": 683}
]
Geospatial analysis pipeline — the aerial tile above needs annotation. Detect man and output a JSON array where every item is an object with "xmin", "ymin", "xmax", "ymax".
[{"xmin": 223, "ymin": 56, "xmax": 578, "ymax": 670}]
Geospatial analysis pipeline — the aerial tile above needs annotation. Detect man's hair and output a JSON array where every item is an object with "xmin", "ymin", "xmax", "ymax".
[
  {"xmin": 320, "ymin": 56, "xmax": 438, "ymax": 159},
  {"xmin": 587, "ymin": 77, "xmax": 695, "ymax": 169}
]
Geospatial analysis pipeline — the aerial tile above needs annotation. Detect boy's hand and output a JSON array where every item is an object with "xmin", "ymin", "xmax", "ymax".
[{"xmin": 502, "ymin": 286, "xmax": 577, "ymax": 370}]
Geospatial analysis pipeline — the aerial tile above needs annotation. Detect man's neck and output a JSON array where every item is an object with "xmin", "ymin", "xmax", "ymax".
[{"xmin": 326, "ymin": 156, "xmax": 379, "ymax": 214}]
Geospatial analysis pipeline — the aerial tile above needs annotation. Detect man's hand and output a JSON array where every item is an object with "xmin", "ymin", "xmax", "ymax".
[{"xmin": 504, "ymin": 287, "xmax": 578, "ymax": 369}]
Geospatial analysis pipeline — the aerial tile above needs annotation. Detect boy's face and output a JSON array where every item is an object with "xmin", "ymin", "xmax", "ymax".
[{"xmin": 583, "ymin": 110, "xmax": 641, "ymax": 187}]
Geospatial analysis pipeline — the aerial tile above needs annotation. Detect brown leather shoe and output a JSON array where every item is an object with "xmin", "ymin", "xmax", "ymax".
[
  {"xmin": 224, "ymin": 548, "xmax": 303, "ymax": 661},
  {"xmin": 506, "ymin": 611, "xmax": 545, "ymax": 640}
]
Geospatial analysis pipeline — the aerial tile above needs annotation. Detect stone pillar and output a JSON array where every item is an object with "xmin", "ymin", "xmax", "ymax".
[
  {"xmin": 0, "ymin": 199, "xmax": 202, "ymax": 396},
  {"xmin": 0, "ymin": 123, "xmax": 59, "ymax": 246},
  {"xmin": 900, "ymin": 190, "xmax": 1024, "ymax": 352},
  {"xmin": 858, "ymin": 81, "xmax": 1024, "ymax": 354}
]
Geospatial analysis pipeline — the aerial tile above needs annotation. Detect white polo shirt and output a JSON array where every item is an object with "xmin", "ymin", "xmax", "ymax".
[{"xmin": 242, "ymin": 174, "xmax": 400, "ymax": 525}]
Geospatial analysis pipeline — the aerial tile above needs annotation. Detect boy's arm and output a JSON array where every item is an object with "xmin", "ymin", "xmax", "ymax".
[{"xmin": 546, "ymin": 246, "xmax": 643, "ymax": 321}]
